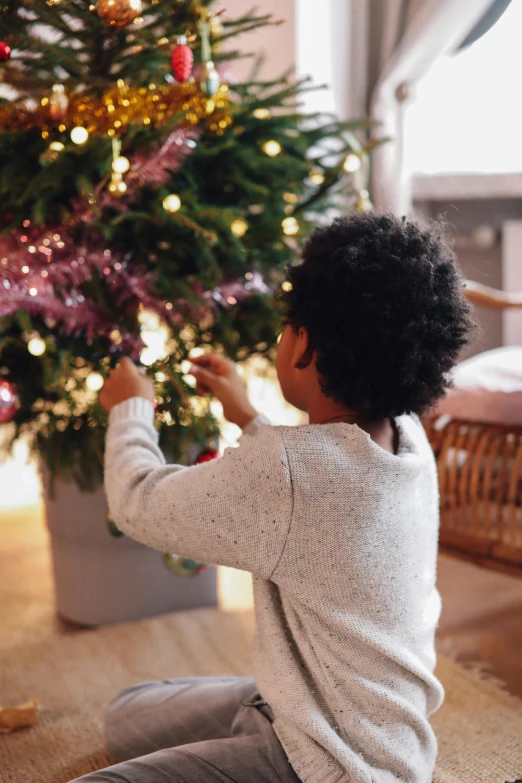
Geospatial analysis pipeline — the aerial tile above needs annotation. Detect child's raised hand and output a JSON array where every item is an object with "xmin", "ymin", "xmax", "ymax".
[
  {"xmin": 99, "ymin": 357, "xmax": 155, "ymax": 413},
  {"xmin": 189, "ymin": 353, "xmax": 257, "ymax": 429}
]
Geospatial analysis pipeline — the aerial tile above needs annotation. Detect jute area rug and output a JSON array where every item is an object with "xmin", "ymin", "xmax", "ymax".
[{"xmin": 1, "ymin": 608, "xmax": 521, "ymax": 783}]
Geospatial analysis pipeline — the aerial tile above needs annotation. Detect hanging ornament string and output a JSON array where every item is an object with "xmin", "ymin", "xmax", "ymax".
[
  {"xmin": 198, "ymin": 12, "xmax": 220, "ymax": 99},
  {"xmin": 109, "ymin": 137, "xmax": 130, "ymax": 195}
]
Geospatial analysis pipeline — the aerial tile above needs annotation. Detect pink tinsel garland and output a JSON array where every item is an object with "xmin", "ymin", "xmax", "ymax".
[{"xmin": 0, "ymin": 125, "xmax": 272, "ymax": 356}]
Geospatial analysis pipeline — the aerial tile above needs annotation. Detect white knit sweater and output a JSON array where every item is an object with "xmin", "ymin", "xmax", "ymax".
[{"xmin": 106, "ymin": 398, "xmax": 445, "ymax": 783}]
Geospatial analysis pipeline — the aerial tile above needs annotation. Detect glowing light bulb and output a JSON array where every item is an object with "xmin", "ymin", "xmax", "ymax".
[
  {"xmin": 112, "ymin": 155, "xmax": 130, "ymax": 174},
  {"xmin": 70, "ymin": 126, "xmax": 89, "ymax": 145},
  {"xmin": 28, "ymin": 337, "xmax": 46, "ymax": 356},
  {"xmin": 86, "ymin": 371, "xmax": 104, "ymax": 391},
  {"xmin": 139, "ymin": 309, "xmax": 169, "ymax": 365},
  {"xmin": 343, "ymin": 153, "xmax": 361, "ymax": 173},
  {"xmin": 282, "ymin": 281, "xmax": 293, "ymax": 292},
  {"xmin": 29, "ymin": 287, "xmax": 38, "ymax": 296},
  {"xmin": 230, "ymin": 219, "xmax": 248, "ymax": 237},
  {"xmin": 309, "ymin": 168, "xmax": 325, "ymax": 185},
  {"xmin": 253, "ymin": 108, "xmax": 270, "ymax": 120},
  {"xmin": 262, "ymin": 140, "xmax": 282, "ymax": 157},
  {"xmin": 282, "ymin": 217, "xmax": 299, "ymax": 236},
  {"xmin": 138, "ymin": 309, "xmax": 160, "ymax": 329},
  {"xmin": 163, "ymin": 194, "xmax": 181, "ymax": 213},
  {"xmin": 49, "ymin": 141, "xmax": 65, "ymax": 152},
  {"xmin": 140, "ymin": 348, "xmax": 157, "ymax": 366}
]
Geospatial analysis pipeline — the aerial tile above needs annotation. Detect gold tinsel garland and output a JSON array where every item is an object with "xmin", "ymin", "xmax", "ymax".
[{"xmin": 0, "ymin": 80, "xmax": 231, "ymax": 138}]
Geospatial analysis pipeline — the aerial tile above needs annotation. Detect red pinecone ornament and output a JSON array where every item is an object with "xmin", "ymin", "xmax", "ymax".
[
  {"xmin": 170, "ymin": 36, "xmax": 193, "ymax": 83},
  {"xmin": 195, "ymin": 448, "xmax": 220, "ymax": 465},
  {"xmin": 0, "ymin": 42, "xmax": 12, "ymax": 62}
]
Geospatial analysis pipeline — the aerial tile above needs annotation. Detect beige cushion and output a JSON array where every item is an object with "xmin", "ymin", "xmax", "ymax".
[{"xmin": 437, "ymin": 347, "xmax": 522, "ymax": 425}]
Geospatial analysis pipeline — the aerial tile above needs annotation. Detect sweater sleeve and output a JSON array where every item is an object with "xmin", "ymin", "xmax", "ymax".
[{"xmin": 104, "ymin": 397, "xmax": 292, "ymax": 578}]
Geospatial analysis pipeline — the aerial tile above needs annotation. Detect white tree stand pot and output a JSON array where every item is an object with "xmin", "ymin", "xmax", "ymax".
[{"xmin": 43, "ymin": 475, "xmax": 218, "ymax": 626}]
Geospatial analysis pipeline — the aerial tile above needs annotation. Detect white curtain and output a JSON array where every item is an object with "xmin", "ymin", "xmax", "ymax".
[{"xmin": 365, "ymin": 0, "xmax": 496, "ymax": 213}]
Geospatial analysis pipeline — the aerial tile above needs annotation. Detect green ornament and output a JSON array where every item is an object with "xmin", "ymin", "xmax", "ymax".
[
  {"xmin": 107, "ymin": 513, "xmax": 124, "ymax": 538},
  {"xmin": 198, "ymin": 14, "xmax": 220, "ymax": 98},
  {"xmin": 162, "ymin": 552, "xmax": 206, "ymax": 578},
  {"xmin": 200, "ymin": 61, "xmax": 220, "ymax": 98}
]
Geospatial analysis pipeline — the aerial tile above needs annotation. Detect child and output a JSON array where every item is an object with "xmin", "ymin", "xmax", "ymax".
[{"xmin": 75, "ymin": 213, "xmax": 472, "ymax": 783}]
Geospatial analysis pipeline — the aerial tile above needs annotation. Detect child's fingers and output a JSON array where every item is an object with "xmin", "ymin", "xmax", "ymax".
[
  {"xmin": 190, "ymin": 353, "xmax": 230, "ymax": 376},
  {"xmin": 190, "ymin": 365, "xmax": 221, "ymax": 393}
]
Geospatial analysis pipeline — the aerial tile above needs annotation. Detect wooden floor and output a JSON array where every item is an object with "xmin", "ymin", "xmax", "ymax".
[{"xmin": 1, "ymin": 504, "xmax": 522, "ymax": 697}]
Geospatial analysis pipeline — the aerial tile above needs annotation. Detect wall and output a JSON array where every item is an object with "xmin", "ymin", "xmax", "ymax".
[
  {"xmin": 414, "ymin": 193, "xmax": 522, "ymax": 358},
  {"xmin": 222, "ymin": 0, "xmax": 295, "ymax": 82}
]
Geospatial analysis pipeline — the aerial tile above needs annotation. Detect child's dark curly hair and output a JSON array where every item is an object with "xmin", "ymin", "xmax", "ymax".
[{"xmin": 282, "ymin": 213, "xmax": 473, "ymax": 419}]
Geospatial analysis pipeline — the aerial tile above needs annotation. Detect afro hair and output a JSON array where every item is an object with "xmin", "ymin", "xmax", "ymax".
[{"xmin": 282, "ymin": 213, "xmax": 473, "ymax": 419}]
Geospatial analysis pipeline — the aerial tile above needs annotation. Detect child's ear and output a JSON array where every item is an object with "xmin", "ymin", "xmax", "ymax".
[{"xmin": 293, "ymin": 327, "xmax": 315, "ymax": 370}]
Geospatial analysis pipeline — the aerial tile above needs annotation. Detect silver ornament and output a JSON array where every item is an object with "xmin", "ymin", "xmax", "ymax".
[{"xmin": 200, "ymin": 61, "xmax": 220, "ymax": 98}]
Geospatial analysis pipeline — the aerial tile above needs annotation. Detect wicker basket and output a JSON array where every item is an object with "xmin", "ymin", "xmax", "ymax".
[{"xmin": 426, "ymin": 417, "xmax": 522, "ymax": 577}]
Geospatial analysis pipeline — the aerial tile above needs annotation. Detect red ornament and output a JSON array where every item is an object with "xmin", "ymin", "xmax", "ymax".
[
  {"xmin": 0, "ymin": 380, "xmax": 19, "ymax": 424},
  {"xmin": 170, "ymin": 36, "xmax": 194, "ymax": 83},
  {"xmin": 0, "ymin": 42, "xmax": 12, "ymax": 62},
  {"xmin": 195, "ymin": 448, "xmax": 220, "ymax": 464}
]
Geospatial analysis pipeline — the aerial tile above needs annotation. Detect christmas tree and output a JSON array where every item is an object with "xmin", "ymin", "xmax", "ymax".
[{"xmin": 0, "ymin": 0, "xmax": 378, "ymax": 491}]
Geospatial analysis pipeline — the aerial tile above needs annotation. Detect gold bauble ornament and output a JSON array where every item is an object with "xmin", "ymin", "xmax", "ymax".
[
  {"xmin": 95, "ymin": 0, "xmax": 142, "ymax": 27},
  {"xmin": 49, "ymin": 84, "xmax": 69, "ymax": 121}
]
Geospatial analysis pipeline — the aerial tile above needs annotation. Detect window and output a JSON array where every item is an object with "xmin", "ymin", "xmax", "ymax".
[{"xmin": 404, "ymin": 1, "xmax": 522, "ymax": 175}]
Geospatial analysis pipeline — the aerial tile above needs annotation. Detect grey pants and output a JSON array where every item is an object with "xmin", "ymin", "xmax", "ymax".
[{"xmin": 71, "ymin": 677, "xmax": 301, "ymax": 782}]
